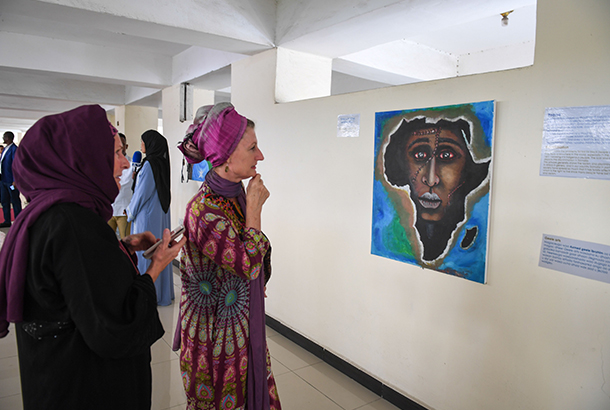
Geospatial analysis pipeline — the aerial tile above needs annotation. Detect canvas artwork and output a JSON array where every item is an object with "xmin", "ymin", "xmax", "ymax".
[{"xmin": 371, "ymin": 101, "xmax": 495, "ymax": 284}]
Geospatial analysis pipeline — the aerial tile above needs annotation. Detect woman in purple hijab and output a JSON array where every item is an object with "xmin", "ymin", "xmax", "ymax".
[
  {"xmin": 0, "ymin": 105, "xmax": 186, "ymax": 409},
  {"xmin": 176, "ymin": 103, "xmax": 281, "ymax": 409}
]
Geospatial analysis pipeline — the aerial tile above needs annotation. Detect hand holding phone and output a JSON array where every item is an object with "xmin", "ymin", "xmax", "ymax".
[{"xmin": 142, "ymin": 225, "xmax": 185, "ymax": 259}]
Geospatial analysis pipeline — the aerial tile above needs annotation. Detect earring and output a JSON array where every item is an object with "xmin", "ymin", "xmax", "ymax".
[{"xmin": 225, "ymin": 165, "xmax": 229, "ymax": 173}]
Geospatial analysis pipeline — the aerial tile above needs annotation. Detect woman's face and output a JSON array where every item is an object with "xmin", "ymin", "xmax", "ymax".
[
  {"xmin": 140, "ymin": 139, "xmax": 146, "ymax": 154},
  {"xmin": 113, "ymin": 133, "xmax": 130, "ymax": 189},
  {"xmin": 226, "ymin": 127, "xmax": 264, "ymax": 181},
  {"xmin": 405, "ymin": 128, "xmax": 467, "ymax": 222}
]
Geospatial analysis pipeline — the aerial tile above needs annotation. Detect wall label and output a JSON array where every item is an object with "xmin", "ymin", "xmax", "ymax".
[
  {"xmin": 539, "ymin": 234, "xmax": 610, "ymax": 284},
  {"xmin": 540, "ymin": 105, "xmax": 610, "ymax": 180}
]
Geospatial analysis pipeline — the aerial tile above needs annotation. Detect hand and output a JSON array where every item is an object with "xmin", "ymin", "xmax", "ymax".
[
  {"xmin": 246, "ymin": 174, "xmax": 269, "ymax": 211},
  {"xmin": 245, "ymin": 174, "xmax": 269, "ymax": 231},
  {"xmin": 122, "ymin": 232, "xmax": 157, "ymax": 254},
  {"xmin": 145, "ymin": 228, "xmax": 187, "ymax": 282}
]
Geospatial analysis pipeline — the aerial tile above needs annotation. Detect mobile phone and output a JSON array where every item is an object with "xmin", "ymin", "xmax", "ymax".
[{"xmin": 142, "ymin": 225, "xmax": 185, "ymax": 259}]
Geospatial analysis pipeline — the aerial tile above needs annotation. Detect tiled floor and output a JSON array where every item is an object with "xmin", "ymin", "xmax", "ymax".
[{"xmin": 0, "ymin": 267, "xmax": 400, "ymax": 410}]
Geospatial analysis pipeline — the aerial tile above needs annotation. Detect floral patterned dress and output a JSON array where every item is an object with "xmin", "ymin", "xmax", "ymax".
[{"xmin": 179, "ymin": 182, "xmax": 281, "ymax": 410}]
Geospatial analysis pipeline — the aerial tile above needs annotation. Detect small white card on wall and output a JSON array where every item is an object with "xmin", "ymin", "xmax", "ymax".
[{"xmin": 337, "ymin": 114, "xmax": 360, "ymax": 138}]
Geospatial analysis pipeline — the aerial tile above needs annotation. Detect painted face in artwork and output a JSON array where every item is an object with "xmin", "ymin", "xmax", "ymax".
[
  {"xmin": 404, "ymin": 128, "xmax": 467, "ymax": 222},
  {"xmin": 383, "ymin": 117, "xmax": 492, "ymax": 263}
]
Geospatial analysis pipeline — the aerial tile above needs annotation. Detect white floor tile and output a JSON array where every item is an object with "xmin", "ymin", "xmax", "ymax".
[
  {"xmin": 295, "ymin": 362, "xmax": 380, "ymax": 410},
  {"xmin": 157, "ymin": 302, "xmax": 181, "ymax": 348},
  {"xmin": 266, "ymin": 325, "xmax": 279, "ymax": 338},
  {"xmin": 274, "ymin": 371, "xmax": 344, "ymax": 410},
  {"xmin": 0, "ymin": 394, "xmax": 23, "ymax": 410},
  {"xmin": 172, "ymin": 268, "xmax": 182, "ymax": 287},
  {"xmin": 355, "ymin": 398, "xmax": 402, "ymax": 410},
  {"xmin": 270, "ymin": 355, "xmax": 291, "ymax": 377},
  {"xmin": 151, "ymin": 356, "xmax": 187, "ymax": 410},
  {"xmin": 0, "ymin": 329, "xmax": 18, "ymax": 359},
  {"xmin": 151, "ymin": 336, "xmax": 179, "ymax": 365},
  {"xmin": 0, "ymin": 356, "xmax": 21, "ymax": 399},
  {"xmin": 267, "ymin": 335, "xmax": 322, "ymax": 371}
]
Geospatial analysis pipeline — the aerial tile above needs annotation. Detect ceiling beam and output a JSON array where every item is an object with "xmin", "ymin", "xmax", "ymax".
[
  {"xmin": 0, "ymin": 69, "xmax": 126, "ymax": 105},
  {"xmin": 3, "ymin": 0, "xmax": 274, "ymax": 54},
  {"xmin": 0, "ymin": 32, "xmax": 173, "ymax": 88}
]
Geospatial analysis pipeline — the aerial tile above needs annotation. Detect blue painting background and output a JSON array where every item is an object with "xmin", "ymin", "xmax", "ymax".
[{"xmin": 371, "ymin": 101, "xmax": 494, "ymax": 284}]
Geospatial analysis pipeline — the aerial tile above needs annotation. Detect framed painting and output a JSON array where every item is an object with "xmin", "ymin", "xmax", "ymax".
[{"xmin": 371, "ymin": 101, "xmax": 495, "ymax": 283}]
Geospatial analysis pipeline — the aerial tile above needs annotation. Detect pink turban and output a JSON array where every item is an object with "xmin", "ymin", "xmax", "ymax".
[{"xmin": 178, "ymin": 102, "xmax": 247, "ymax": 167}]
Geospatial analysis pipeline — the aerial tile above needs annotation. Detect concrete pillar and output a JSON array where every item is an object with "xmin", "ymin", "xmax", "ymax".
[
  {"xmin": 114, "ymin": 105, "xmax": 158, "ymax": 158},
  {"xmin": 162, "ymin": 84, "xmax": 214, "ymax": 229},
  {"xmin": 106, "ymin": 111, "xmax": 116, "ymax": 133},
  {"xmin": 275, "ymin": 47, "xmax": 332, "ymax": 103}
]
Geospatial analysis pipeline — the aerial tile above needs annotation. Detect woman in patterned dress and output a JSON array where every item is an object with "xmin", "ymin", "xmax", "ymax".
[{"xmin": 176, "ymin": 103, "xmax": 281, "ymax": 410}]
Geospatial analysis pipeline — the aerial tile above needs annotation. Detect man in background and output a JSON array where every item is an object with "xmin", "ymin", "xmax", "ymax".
[{"xmin": 0, "ymin": 132, "xmax": 22, "ymax": 228}]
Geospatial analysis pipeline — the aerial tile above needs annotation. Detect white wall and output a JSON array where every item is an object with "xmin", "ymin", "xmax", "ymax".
[{"xmin": 227, "ymin": 0, "xmax": 610, "ymax": 409}]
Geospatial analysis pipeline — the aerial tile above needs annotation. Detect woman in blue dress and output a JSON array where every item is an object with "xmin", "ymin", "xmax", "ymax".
[{"xmin": 127, "ymin": 130, "xmax": 174, "ymax": 305}]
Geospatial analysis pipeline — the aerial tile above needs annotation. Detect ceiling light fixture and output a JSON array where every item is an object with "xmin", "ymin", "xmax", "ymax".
[{"xmin": 501, "ymin": 10, "xmax": 514, "ymax": 27}]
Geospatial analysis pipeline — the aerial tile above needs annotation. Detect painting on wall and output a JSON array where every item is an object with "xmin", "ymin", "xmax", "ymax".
[{"xmin": 371, "ymin": 101, "xmax": 495, "ymax": 284}]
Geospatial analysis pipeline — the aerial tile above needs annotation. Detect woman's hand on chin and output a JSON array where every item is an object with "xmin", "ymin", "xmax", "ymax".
[
  {"xmin": 245, "ymin": 174, "xmax": 269, "ymax": 231},
  {"xmin": 246, "ymin": 174, "xmax": 269, "ymax": 210}
]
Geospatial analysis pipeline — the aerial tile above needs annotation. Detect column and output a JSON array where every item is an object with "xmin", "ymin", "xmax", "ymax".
[{"xmin": 114, "ymin": 105, "xmax": 158, "ymax": 158}]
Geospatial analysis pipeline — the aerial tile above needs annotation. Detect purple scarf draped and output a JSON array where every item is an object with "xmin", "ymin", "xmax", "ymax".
[
  {"xmin": 246, "ymin": 265, "xmax": 270, "ymax": 410},
  {"xmin": 205, "ymin": 168, "xmax": 247, "ymax": 215},
  {"xmin": 172, "ymin": 169, "xmax": 269, "ymax": 409},
  {"xmin": 0, "ymin": 105, "xmax": 117, "ymax": 337}
]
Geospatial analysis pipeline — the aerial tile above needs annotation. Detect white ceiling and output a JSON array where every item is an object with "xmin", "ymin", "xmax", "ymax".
[{"xmin": 0, "ymin": 0, "xmax": 537, "ymax": 133}]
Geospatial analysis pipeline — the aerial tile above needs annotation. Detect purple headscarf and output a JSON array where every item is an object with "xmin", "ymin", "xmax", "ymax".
[
  {"xmin": 0, "ymin": 104, "xmax": 118, "ymax": 337},
  {"xmin": 178, "ymin": 102, "xmax": 247, "ymax": 167}
]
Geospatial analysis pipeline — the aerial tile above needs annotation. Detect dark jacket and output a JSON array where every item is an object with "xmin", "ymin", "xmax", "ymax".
[{"xmin": 1, "ymin": 143, "xmax": 17, "ymax": 184}]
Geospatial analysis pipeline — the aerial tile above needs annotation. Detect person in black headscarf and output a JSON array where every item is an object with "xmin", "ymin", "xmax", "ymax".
[{"xmin": 126, "ymin": 130, "xmax": 174, "ymax": 305}]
